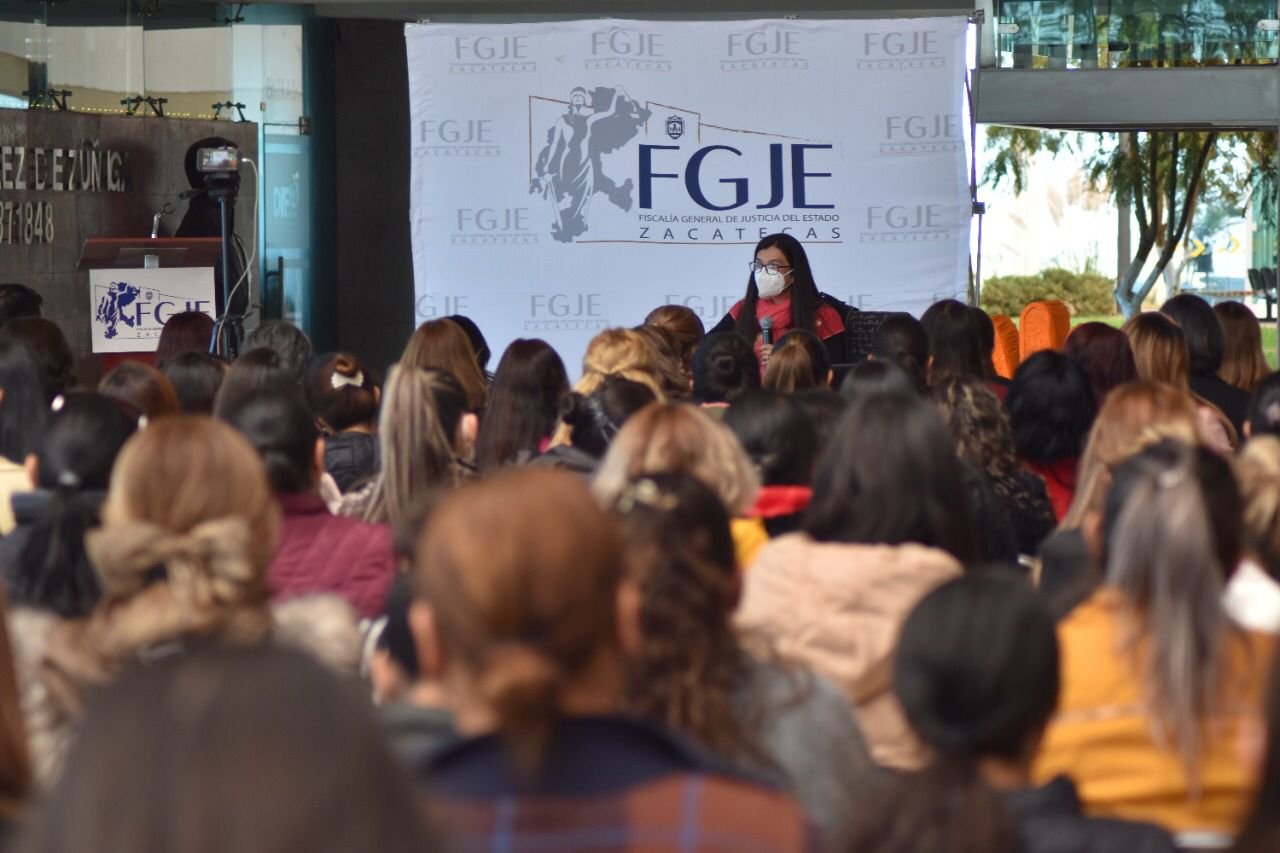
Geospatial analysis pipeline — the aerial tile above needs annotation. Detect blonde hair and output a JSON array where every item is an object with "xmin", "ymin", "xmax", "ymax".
[
  {"xmin": 1237, "ymin": 436, "xmax": 1280, "ymax": 579},
  {"xmin": 550, "ymin": 329, "xmax": 668, "ymax": 446},
  {"xmin": 1061, "ymin": 381, "xmax": 1203, "ymax": 530},
  {"xmin": 414, "ymin": 468, "xmax": 624, "ymax": 770},
  {"xmin": 1215, "ymin": 301, "xmax": 1270, "ymax": 392},
  {"xmin": 400, "ymin": 318, "xmax": 488, "ymax": 410},
  {"xmin": 644, "ymin": 305, "xmax": 705, "ymax": 373},
  {"xmin": 593, "ymin": 402, "xmax": 759, "ymax": 515},
  {"xmin": 1123, "ymin": 313, "xmax": 1190, "ymax": 389},
  {"xmin": 356, "ymin": 366, "xmax": 465, "ymax": 529}
]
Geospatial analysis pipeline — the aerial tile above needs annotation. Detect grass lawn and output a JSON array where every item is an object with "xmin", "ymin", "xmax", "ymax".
[{"xmin": 1070, "ymin": 315, "xmax": 1280, "ymax": 370}]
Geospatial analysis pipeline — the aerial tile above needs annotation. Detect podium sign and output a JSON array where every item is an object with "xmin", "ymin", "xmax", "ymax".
[{"xmin": 89, "ymin": 267, "xmax": 216, "ymax": 354}]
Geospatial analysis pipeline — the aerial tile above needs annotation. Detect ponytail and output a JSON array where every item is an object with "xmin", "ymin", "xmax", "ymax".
[
  {"xmin": 762, "ymin": 330, "xmax": 828, "ymax": 393},
  {"xmin": 480, "ymin": 643, "xmax": 562, "ymax": 772},
  {"xmin": 12, "ymin": 479, "xmax": 103, "ymax": 618}
]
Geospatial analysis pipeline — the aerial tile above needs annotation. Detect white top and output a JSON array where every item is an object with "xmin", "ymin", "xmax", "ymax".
[{"xmin": 1223, "ymin": 559, "xmax": 1280, "ymax": 634}]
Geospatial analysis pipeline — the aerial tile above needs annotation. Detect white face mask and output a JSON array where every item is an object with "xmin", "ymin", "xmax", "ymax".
[{"xmin": 756, "ymin": 269, "xmax": 788, "ymax": 299}]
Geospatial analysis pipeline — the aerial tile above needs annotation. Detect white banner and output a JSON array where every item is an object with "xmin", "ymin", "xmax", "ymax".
[
  {"xmin": 89, "ymin": 267, "xmax": 216, "ymax": 353},
  {"xmin": 407, "ymin": 17, "xmax": 969, "ymax": 367}
]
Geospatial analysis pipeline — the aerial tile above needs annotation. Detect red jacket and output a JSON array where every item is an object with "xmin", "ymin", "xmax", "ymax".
[{"xmin": 268, "ymin": 492, "xmax": 396, "ymax": 619}]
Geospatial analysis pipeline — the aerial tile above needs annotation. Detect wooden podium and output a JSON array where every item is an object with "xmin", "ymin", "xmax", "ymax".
[{"xmin": 78, "ymin": 237, "xmax": 223, "ymax": 371}]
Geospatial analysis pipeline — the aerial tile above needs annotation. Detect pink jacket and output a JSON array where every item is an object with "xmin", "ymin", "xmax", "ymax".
[
  {"xmin": 269, "ymin": 493, "xmax": 396, "ymax": 620},
  {"xmin": 735, "ymin": 533, "xmax": 961, "ymax": 770}
]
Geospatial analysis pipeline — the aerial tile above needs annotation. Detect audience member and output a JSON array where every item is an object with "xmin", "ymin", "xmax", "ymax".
[
  {"xmin": 848, "ymin": 573, "xmax": 1176, "ymax": 853},
  {"xmin": 762, "ymin": 329, "xmax": 831, "ymax": 392},
  {"xmin": 1063, "ymin": 321, "xmax": 1138, "ymax": 406},
  {"xmin": 839, "ymin": 359, "xmax": 919, "ymax": 404},
  {"xmin": 633, "ymin": 324, "xmax": 689, "ymax": 400},
  {"xmin": 1006, "ymin": 350, "xmax": 1097, "ymax": 521},
  {"xmin": 1231, "ymin": 651, "xmax": 1280, "ymax": 853},
  {"xmin": 643, "ymin": 304, "xmax": 705, "ymax": 377},
  {"xmin": 399, "ymin": 318, "xmax": 488, "ymax": 411},
  {"xmin": 0, "ymin": 339, "xmax": 48, "ymax": 535},
  {"xmin": 920, "ymin": 298, "xmax": 987, "ymax": 387},
  {"xmin": 0, "ymin": 284, "xmax": 42, "ymax": 327},
  {"xmin": 160, "ymin": 351, "xmax": 226, "ymax": 415},
  {"xmin": 932, "ymin": 377, "xmax": 1056, "ymax": 555},
  {"xmin": 445, "ymin": 314, "xmax": 492, "ymax": 380},
  {"xmin": 17, "ymin": 645, "xmax": 436, "ymax": 853},
  {"xmin": 412, "ymin": 467, "xmax": 817, "ymax": 849},
  {"xmin": 474, "ymin": 339, "xmax": 568, "ymax": 470},
  {"xmin": 339, "ymin": 367, "xmax": 473, "ymax": 530},
  {"xmin": 1163, "ymin": 293, "xmax": 1251, "ymax": 434},
  {"xmin": 154, "ymin": 311, "xmax": 215, "ymax": 365},
  {"xmin": 307, "ymin": 353, "xmax": 381, "ymax": 493},
  {"xmin": 221, "ymin": 390, "xmax": 395, "ymax": 620},
  {"xmin": 1249, "ymin": 371, "xmax": 1280, "ymax": 438},
  {"xmin": 98, "ymin": 361, "xmax": 180, "ymax": 419},
  {"xmin": 691, "ymin": 331, "xmax": 759, "ymax": 405},
  {"xmin": 0, "ymin": 590, "xmax": 31, "ymax": 841},
  {"xmin": 971, "ymin": 305, "xmax": 1003, "ymax": 383},
  {"xmin": 1216, "ymin": 301, "xmax": 1270, "ymax": 393},
  {"xmin": 614, "ymin": 472, "xmax": 871, "ymax": 846},
  {"xmin": 0, "ymin": 394, "xmax": 136, "ymax": 618},
  {"xmin": 736, "ymin": 393, "xmax": 969, "ymax": 769},
  {"xmin": 538, "ymin": 376, "xmax": 655, "ymax": 474},
  {"xmin": 0, "ymin": 318, "xmax": 74, "ymax": 404},
  {"xmin": 244, "ymin": 320, "xmax": 313, "ymax": 385},
  {"xmin": 1036, "ymin": 440, "xmax": 1272, "ymax": 834},
  {"xmin": 213, "ymin": 347, "xmax": 296, "ymax": 419},
  {"xmin": 870, "ymin": 312, "xmax": 929, "ymax": 391},
  {"xmin": 790, "ymin": 387, "xmax": 848, "ymax": 456},
  {"xmin": 1228, "ymin": 436, "xmax": 1280, "ymax": 633}
]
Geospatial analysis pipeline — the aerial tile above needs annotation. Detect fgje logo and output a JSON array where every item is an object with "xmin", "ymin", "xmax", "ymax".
[
  {"xmin": 525, "ymin": 293, "xmax": 608, "ymax": 333},
  {"xmin": 452, "ymin": 207, "xmax": 537, "ymax": 246},
  {"xmin": 860, "ymin": 204, "xmax": 952, "ymax": 244},
  {"xmin": 529, "ymin": 86, "xmax": 650, "ymax": 243},
  {"xmin": 661, "ymin": 293, "xmax": 737, "ymax": 324},
  {"xmin": 880, "ymin": 114, "xmax": 963, "ymax": 156},
  {"xmin": 415, "ymin": 119, "xmax": 501, "ymax": 158},
  {"xmin": 449, "ymin": 35, "xmax": 536, "ymax": 74},
  {"xmin": 414, "ymin": 293, "xmax": 471, "ymax": 322},
  {"xmin": 95, "ymin": 281, "xmax": 212, "ymax": 340},
  {"xmin": 587, "ymin": 28, "xmax": 671, "ymax": 71},
  {"xmin": 857, "ymin": 30, "xmax": 945, "ymax": 70},
  {"xmin": 665, "ymin": 116, "xmax": 685, "ymax": 141},
  {"xmin": 722, "ymin": 27, "xmax": 807, "ymax": 71}
]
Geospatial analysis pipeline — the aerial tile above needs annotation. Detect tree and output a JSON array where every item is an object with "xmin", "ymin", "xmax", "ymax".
[{"xmin": 983, "ymin": 127, "xmax": 1276, "ymax": 317}]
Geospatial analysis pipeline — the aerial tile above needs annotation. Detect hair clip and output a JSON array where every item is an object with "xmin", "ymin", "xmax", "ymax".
[
  {"xmin": 57, "ymin": 470, "xmax": 81, "ymax": 489},
  {"xmin": 1157, "ymin": 467, "xmax": 1188, "ymax": 490},
  {"xmin": 615, "ymin": 478, "xmax": 680, "ymax": 514},
  {"xmin": 331, "ymin": 370, "xmax": 364, "ymax": 390},
  {"xmin": 50, "ymin": 394, "xmax": 65, "ymax": 412}
]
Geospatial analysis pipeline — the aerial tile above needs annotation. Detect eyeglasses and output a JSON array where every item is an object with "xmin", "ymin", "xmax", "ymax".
[{"xmin": 749, "ymin": 261, "xmax": 791, "ymax": 275}]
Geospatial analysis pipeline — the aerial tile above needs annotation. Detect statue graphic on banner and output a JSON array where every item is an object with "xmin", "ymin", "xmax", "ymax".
[
  {"xmin": 530, "ymin": 85, "xmax": 650, "ymax": 243},
  {"xmin": 96, "ymin": 281, "xmax": 142, "ymax": 340}
]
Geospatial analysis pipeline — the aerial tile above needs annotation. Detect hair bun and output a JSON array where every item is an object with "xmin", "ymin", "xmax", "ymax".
[
  {"xmin": 479, "ymin": 642, "xmax": 562, "ymax": 768},
  {"xmin": 332, "ymin": 354, "xmax": 362, "ymax": 380}
]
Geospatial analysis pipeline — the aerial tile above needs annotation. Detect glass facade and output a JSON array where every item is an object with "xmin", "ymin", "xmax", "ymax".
[{"xmin": 996, "ymin": 1, "xmax": 1280, "ymax": 68}]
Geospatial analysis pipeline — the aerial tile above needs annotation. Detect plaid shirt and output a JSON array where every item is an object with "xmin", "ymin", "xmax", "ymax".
[{"xmin": 430, "ymin": 773, "xmax": 825, "ymax": 852}]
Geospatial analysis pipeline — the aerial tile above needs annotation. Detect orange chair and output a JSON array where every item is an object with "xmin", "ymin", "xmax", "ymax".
[
  {"xmin": 1020, "ymin": 300, "xmax": 1071, "ymax": 361},
  {"xmin": 991, "ymin": 315, "xmax": 1021, "ymax": 380}
]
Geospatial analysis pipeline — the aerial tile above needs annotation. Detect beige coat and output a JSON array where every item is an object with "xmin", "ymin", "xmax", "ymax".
[{"xmin": 735, "ymin": 533, "xmax": 962, "ymax": 770}]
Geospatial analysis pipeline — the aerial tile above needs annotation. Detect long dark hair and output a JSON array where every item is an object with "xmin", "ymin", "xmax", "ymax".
[
  {"xmin": 871, "ymin": 313, "xmax": 929, "ymax": 391},
  {"xmin": 734, "ymin": 233, "xmax": 821, "ymax": 343},
  {"xmin": 475, "ymin": 339, "xmax": 569, "ymax": 470},
  {"xmin": 848, "ymin": 574, "xmax": 1054, "ymax": 853},
  {"xmin": 0, "ymin": 337, "xmax": 47, "ymax": 463},
  {"xmin": 615, "ymin": 473, "xmax": 766, "ymax": 766},
  {"xmin": 11, "ymin": 393, "xmax": 137, "ymax": 618},
  {"xmin": 722, "ymin": 389, "xmax": 816, "ymax": 486},
  {"xmin": 804, "ymin": 392, "xmax": 977, "ymax": 562},
  {"xmin": 920, "ymin": 300, "xmax": 985, "ymax": 384}
]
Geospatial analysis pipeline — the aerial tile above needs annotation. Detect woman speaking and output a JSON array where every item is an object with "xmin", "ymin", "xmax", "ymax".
[{"xmin": 710, "ymin": 233, "xmax": 850, "ymax": 365}]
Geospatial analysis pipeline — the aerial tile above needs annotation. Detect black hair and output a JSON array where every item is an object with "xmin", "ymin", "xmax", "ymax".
[
  {"xmin": 474, "ymin": 339, "xmax": 569, "ymax": 470},
  {"xmin": 213, "ymin": 347, "xmax": 297, "ymax": 420},
  {"xmin": 790, "ymin": 388, "xmax": 848, "ymax": 460},
  {"xmin": 691, "ymin": 332, "xmax": 760, "ymax": 404},
  {"xmin": 445, "ymin": 315, "xmax": 491, "ymax": 375},
  {"xmin": 804, "ymin": 392, "xmax": 978, "ymax": 562},
  {"xmin": 971, "ymin": 306, "xmax": 997, "ymax": 379},
  {"xmin": 961, "ymin": 464, "xmax": 1019, "ymax": 566},
  {"xmin": 920, "ymin": 299, "xmax": 986, "ymax": 384},
  {"xmin": 307, "ymin": 353, "xmax": 380, "ymax": 433},
  {"xmin": 219, "ymin": 389, "xmax": 319, "ymax": 494},
  {"xmin": 376, "ymin": 573, "xmax": 419, "ymax": 678},
  {"xmin": 0, "ymin": 318, "xmax": 74, "ymax": 403},
  {"xmin": 722, "ymin": 389, "xmax": 816, "ymax": 486},
  {"xmin": 1162, "ymin": 293, "xmax": 1225, "ymax": 375},
  {"xmin": 0, "ymin": 284, "xmax": 42, "ymax": 327},
  {"xmin": 561, "ymin": 376, "xmax": 656, "ymax": 458},
  {"xmin": 734, "ymin": 233, "xmax": 822, "ymax": 345},
  {"xmin": 762, "ymin": 329, "xmax": 830, "ymax": 392},
  {"xmin": 839, "ymin": 359, "xmax": 920, "ymax": 405},
  {"xmin": 0, "ymin": 337, "xmax": 47, "ymax": 463},
  {"xmin": 1005, "ymin": 350, "xmax": 1096, "ymax": 464},
  {"xmin": 1251, "ymin": 372, "xmax": 1280, "ymax": 438},
  {"xmin": 871, "ymin": 312, "xmax": 929, "ymax": 391},
  {"xmin": 161, "ymin": 351, "xmax": 226, "ymax": 415},
  {"xmin": 10, "ymin": 393, "xmax": 137, "ymax": 618},
  {"xmin": 244, "ymin": 321, "xmax": 313, "ymax": 383}
]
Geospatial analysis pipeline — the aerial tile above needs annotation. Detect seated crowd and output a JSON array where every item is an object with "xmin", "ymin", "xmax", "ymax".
[{"xmin": 0, "ymin": 235, "xmax": 1279, "ymax": 852}]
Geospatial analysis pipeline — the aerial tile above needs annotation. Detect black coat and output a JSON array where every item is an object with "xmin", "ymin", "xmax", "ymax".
[
  {"xmin": 324, "ymin": 431, "xmax": 379, "ymax": 494},
  {"xmin": 1190, "ymin": 371, "xmax": 1250, "ymax": 437},
  {"xmin": 1005, "ymin": 777, "xmax": 1176, "ymax": 853}
]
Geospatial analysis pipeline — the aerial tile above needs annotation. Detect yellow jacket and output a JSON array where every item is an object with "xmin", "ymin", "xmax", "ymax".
[{"xmin": 1035, "ymin": 588, "xmax": 1273, "ymax": 833}]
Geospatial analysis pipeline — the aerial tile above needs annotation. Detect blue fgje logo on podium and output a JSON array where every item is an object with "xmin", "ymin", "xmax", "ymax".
[{"xmin": 95, "ymin": 281, "xmax": 142, "ymax": 339}]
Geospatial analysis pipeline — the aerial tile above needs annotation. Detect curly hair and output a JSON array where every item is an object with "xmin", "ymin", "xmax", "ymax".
[
  {"xmin": 614, "ymin": 473, "xmax": 769, "ymax": 767},
  {"xmin": 931, "ymin": 377, "xmax": 1049, "ymax": 518}
]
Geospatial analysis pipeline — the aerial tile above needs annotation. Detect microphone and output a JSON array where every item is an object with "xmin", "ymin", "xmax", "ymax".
[{"xmin": 760, "ymin": 316, "xmax": 774, "ymax": 346}]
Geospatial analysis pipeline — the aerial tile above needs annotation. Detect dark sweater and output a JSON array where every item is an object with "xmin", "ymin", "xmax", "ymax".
[{"xmin": 1005, "ymin": 776, "xmax": 1176, "ymax": 853}]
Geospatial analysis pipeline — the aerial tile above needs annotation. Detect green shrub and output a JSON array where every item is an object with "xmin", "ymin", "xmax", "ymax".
[{"xmin": 980, "ymin": 267, "xmax": 1117, "ymax": 318}]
